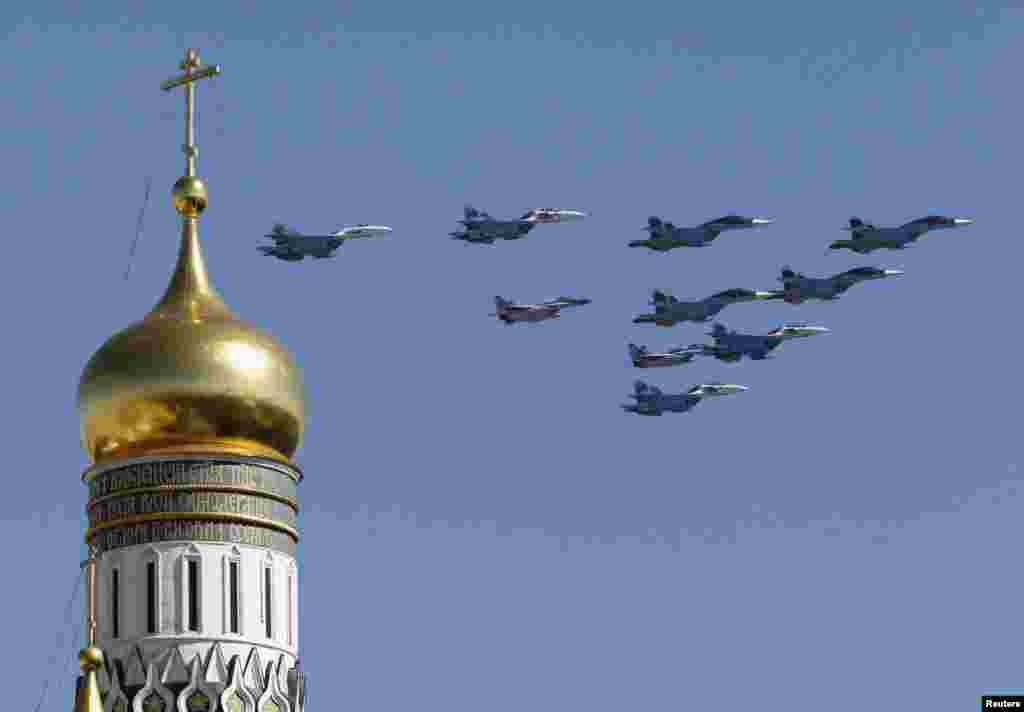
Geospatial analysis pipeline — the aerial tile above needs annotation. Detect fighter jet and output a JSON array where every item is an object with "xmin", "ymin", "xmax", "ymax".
[
  {"xmin": 632, "ymin": 288, "xmax": 782, "ymax": 326},
  {"xmin": 628, "ymin": 343, "xmax": 704, "ymax": 368},
  {"xmin": 774, "ymin": 266, "xmax": 904, "ymax": 304},
  {"xmin": 693, "ymin": 322, "xmax": 829, "ymax": 362},
  {"xmin": 622, "ymin": 381, "xmax": 748, "ymax": 416},
  {"xmin": 260, "ymin": 223, "xmax": 392, "ymax": 261},
  {"xmin": 629, "ymin": 214, "xmax": 774, "ymax": 251},
  {"xmin": 450, "ymin": 205, "xmax": 586, "ymax": 244},
  {"xmin": 829, "ymin": 215, "xmax": 973, "ymax": 254},
  {"xmin": 492, "ymin": 296, "xmax": 591, "ymax": 324}
]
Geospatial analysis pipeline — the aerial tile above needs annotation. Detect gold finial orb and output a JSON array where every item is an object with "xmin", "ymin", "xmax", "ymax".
[
  {"xmin": 172, "ymin": 175, "xmax": 208, "ymax": 216},
  {"xmin": 79, "ymin": 646, "xmax": 104, "ymax": 672}
]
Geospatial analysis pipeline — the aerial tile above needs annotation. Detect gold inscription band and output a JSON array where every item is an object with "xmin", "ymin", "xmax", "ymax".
[
  {"xmin": 90, "ymin": 517, "xmax": 296, "ymax": 556},
  {"xmin": 89, "ymin": 491, "xmax": 297, "ymax": 529},
  {"xmin": 88, "ymin": 484, "xmax": 298, "ymax": 513},
  {"xmin": 86, "ymin": 459, "xmax": 299, "ymax": 500},
  {"xmin": 86, "ymin": 512, "xmax": 298, "ymax": 541}
]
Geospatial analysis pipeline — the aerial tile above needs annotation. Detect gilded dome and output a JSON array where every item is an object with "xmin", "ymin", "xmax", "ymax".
[{"xmin": 77, "ymin": 215, "xmax": 305, "ymax": 464}]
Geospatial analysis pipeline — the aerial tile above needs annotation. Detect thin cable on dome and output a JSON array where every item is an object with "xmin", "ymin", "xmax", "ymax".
[
  {"xmin": 124, "ymin": 176, "xmax": 153, "ymax": 281},
  {"xmin": 32, "ymin": 565, "xmax": 84, "ymax": 712}
]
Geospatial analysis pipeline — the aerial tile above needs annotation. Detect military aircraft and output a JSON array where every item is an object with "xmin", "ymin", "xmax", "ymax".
[
  {"xmin": 622, "ymin": 381, "xmax": 748, "ymax": 416},
  {"xmin": 492, "ymin": 296, "xmax": 591, "ymax": 324},
  {"xmin": 628, "ymin": 343, "xmax": 704, "ymax": 368},
  {"xmin": 693, "ymin": 322, "xmax": 829, "ymax": 362},
  {"xmin": 629, "ymin": 214, "xmax": 774, "ymax": 251},
  {"xmin": 829, "ymin": 215, "xmax": 974, "ymax": 254},
  {"xmin": 260, "ymin": 223, "xmax": 392, "ymax": 261},
  {"xmin": 632, "ymin": 288, "xmax": 782, "ymax": 326},
  {"xmin": 450, "ymin": 205, "xmax": 587, "ymax": 244},
  {"xmin": 774, "ymin": 266, "xmax": 904, "ymax": 304}
]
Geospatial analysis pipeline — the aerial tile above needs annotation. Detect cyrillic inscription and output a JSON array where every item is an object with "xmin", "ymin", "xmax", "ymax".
[
  {"xmin": 93, "ymin": 520, "xmax": 296, "ymax": 556},
  {"xmin": 88, "ymin": 461, "xmax": 297, "ymax": 502},
  {"xmin": 90, "ymin": 491, "xmax": 296, "ymax": 529}
]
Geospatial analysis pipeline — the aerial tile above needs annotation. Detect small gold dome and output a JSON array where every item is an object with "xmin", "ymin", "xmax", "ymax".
[
  {"xmin": 79, "ymin": 646, "xmax": 104, "ymax": 672},
  {"xmin": 172, "ymin": 175, "xmax": 208, "ymax": 217},
  {"xmin": 78, "ymin": 216, "xmax": 305, "ymax": 464}
]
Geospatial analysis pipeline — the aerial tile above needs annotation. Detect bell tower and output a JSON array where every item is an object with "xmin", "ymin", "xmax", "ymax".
[{"xmin": 73, "ymin": 49, "xmax": 308, "ymax": 712}]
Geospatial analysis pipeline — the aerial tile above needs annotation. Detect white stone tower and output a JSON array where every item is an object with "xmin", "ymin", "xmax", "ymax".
[{"xmin": 73, "ymin": 49, "xmax": 308, "ymax": 712}]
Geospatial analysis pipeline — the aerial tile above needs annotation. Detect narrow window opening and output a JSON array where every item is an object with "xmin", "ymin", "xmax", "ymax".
[
  {"xmin": 287, "ymin": 574, "xmax": 293, "ymax": 647},
  {"xmin": 146, "ymin": 561, "xmax": 156, "ymax": 634},
  {"xmin": 111, "ymin": 569, "xmax": 120, "ymax": 639},
  {"xmin": 187, "ymin": 559, "xmax": 200, "ymax": 632},
  {"xmin": 229, "ymin": 560, "xmax": 240, "ymax": 634},
  {"xmin": 264, "ymin": 567, "xmax": 273, "ymax": 639}
]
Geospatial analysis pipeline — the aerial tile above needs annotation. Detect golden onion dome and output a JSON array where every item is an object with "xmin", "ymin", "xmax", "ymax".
[{"xmin": 77, "ymin": 181, "xmax": 305, "ymax": 465}]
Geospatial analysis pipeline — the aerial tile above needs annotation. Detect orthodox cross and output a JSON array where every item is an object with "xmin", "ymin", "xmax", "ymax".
[{"xmin": 161, "ymin": 48, "xmax": 221, "ymax": 177}]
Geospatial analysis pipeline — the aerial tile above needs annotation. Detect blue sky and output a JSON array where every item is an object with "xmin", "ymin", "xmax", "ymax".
[{"xmin": 4, "ymin": 2, "xmax": 1021, "ymax": 710}]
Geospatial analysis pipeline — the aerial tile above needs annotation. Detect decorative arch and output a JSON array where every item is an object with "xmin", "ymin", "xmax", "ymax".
[
  {"xmin": 103, "ymin": 661, "xmax": 131, "ymax": 712},
  {"xmin": 221, "ymin": 656, "xmax": 256, "ymax": 712},
  {"xmin": 132, "ymin": 661, "xmax": 174, "ymax": 712},
  {"xmin": 177, "ymin": 653, "xmax": 217, "ymax": 712},
  {"xmin": 254, "ymin": 663, "xmax": 290, "ymax": 712}
]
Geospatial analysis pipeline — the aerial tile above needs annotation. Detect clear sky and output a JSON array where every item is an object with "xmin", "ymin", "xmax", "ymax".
[{"xmin": 3, "ymin": 2, "xmax": 1021, "ymax": 710}]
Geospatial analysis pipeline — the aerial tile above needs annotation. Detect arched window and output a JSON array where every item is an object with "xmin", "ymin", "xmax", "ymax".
[
  {"xmin": 181, "ymin": 544, "xmax": 202, "ymax": 633},
  {"xmin": 286, "ymin": 569, "xmax": 294, "ymax": 648},
  {"xmin": 223, "ymin": 546, "xmax": 243, "ymax": 635},
  {"xmin": 111, "ymin": 566, "xmax": 120, "ymax": 639},
  {"xmin": 143, "ymin": 547, "xmax": 160, "ymax": 635},
  {"xmin": 262, "ymin": 553, "xmax": 274, "ymax": 640}
]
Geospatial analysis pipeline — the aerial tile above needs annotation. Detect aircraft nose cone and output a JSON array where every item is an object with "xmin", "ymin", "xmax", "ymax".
[
  {"xmin": 751, "ymin": 218, "xmax": 774, "ymax": 225},
  {"xmin": 884, "ymin": 269, "xmax": 905, "ymax": 277},
  {"xmin": 954, "ymin": 218, "xmax": 974, "ymax": 226}
]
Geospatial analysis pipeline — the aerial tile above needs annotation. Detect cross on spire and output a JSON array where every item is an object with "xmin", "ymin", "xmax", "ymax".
[{"xmin": 161, "ymin": 48, "xmax": 221, "ymax": 177}]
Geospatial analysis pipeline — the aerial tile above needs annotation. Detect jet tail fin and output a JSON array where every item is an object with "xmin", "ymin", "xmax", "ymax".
[
  {"xmin": 633, "ymin": 380, "xmax": 662, "ymax": 397},
  {"xmin": 271, "ymin": 223, "xmax": 297, "ymax": 238},
  {"xmin": 849, "ymin": 217, "xmax": 863, "ymax": 229},
  {"xmin": 651, "ymin": 289, "xmax": 675, "ymax": 308},
  {"xmin": 628, "ymin": 344, "xmax": 646, "ymax": 359}
]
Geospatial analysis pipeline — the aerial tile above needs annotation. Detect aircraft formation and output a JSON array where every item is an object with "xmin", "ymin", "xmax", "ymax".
[{"xmin": 259, "ymin": 208, "xmax": 973, "ymax": 416}]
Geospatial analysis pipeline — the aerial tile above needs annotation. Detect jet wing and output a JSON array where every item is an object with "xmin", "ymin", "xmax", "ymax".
[
  {"xmin": 542, "ymin": 297, "xmax": 590, "ymax": 308},
  {"xmin": 833, "ymin": 268, "xmax": 875, "ymax": 283},
  {"xmin": 845, "ymin": 236, "xmax": 903, "ymax": 250},
  {"xmin": 696, "ymin": 223, "xmax": 723, "ymax": 241},
  {"xmin": 849, "ymin": 224, "xmax": 879, "ymax": 234}
]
